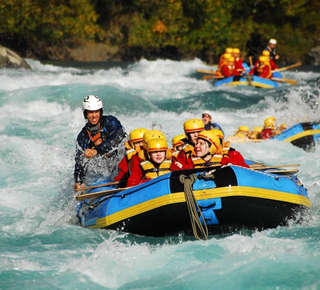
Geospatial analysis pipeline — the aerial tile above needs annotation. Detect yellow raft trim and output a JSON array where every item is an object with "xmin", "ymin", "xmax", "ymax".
[
  {"xmin": 282, "ymin": 129, "xmax": 320, "ymax": 143},
  {"xmin": 90, "ymin": 185, "xmax": 311, "ymax": 229},
  {"xmin": 225, "ymin": 81, "xmax": 275, "ymax": 88}
]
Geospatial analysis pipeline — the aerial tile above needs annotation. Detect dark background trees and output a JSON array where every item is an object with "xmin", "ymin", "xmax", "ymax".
[{"xmin": 1, "ymin": 0, "xmax": 319, "ymax": 63}]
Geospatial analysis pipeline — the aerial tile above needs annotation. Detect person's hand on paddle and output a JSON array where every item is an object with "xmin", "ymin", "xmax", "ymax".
[
  {"xmin": 74, "ymin": 182, "xmax": 86, "ymax": 191},
  {"xmin": 83, "ymin": 148, "xmax": 98, "ymax": 158}
]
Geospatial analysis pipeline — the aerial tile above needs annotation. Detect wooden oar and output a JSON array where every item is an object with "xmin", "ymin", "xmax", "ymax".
[
  {"xmin": 264, "ymin": 169, "xmax": 299, "ymax": 175},
  {"xmin": 196, "ymin": 69, "xmax": 217, "ymax": 75},
  {"xmin": 272, "ymin": 62, "xmax": 301, "ymax": 73},
  {"xmin": 75, "ymin": 186, "xmax": 132, "ymax": 201},
  {"xmin": 252, "ymin": 164, "xmax": 300, "ymax": 170},
  {"xmin": 202, "ymin": 75, "xmax": 224, "ymax": 80},
  {"xmin": 75, "ymin": 181, "xmax": 119, "ymax": 192},
  {"xmin": 249, "ymin": 56, "xmax": 253, "ymax": 69},
  {"xmin": 272, "ymin": 77, "xmax": 297, "ymax": 85}
]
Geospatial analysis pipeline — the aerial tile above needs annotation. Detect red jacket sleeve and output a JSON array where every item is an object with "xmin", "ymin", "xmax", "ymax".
[
  {"xmin": 233, "ymin": 60, "xmax": 244, "ymax": 76},
  {"xmin": 114, "ymin": 156, "xmax": 129, "ymax": 182},
  {"xmin": 171, "ymin": 150, "xmax": 194, "ymax": 171},
  {"xmin": 221, "ymin": 149, "xmax": 249, "ymax": 168},
  {"xmin": 221, "ymin": 64, "xmax": 232, "ymax": 77},
  {"xmin": 259, "ymin": 66, "xmax": 271, "ymax": 79}
]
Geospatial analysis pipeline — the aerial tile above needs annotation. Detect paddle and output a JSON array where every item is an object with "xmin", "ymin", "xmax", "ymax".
[
  {"xmin": 272, "ymin": 62, "xmax": 301, "ymax": 73},
  {"xmin": 75, "ymin": 186, "xmax": 132, "ymax": 201},
  {"xmin": 252, "ymin": 164, "xmax": 300, "ymax": 170},
  {"xmin": 271, "ymin": 77, "xmax": 297, "ymax": 85},
  {"xmin": 196, "ymin": 69, "xmax": 217, "ymax": 75},
  {"xmin": 264, "ymin": 169, "xmax": 299, "ymax": 175},
  {"xmin": 75, "ymin": 181, "xmax": 119, "ymax": 192},
  {"xmin": 249, "ymin": 56, "xmax": 253, "ymax": 69},
  {"xmin": 202, "ymin": 75, "xmax": 224, "ymax": 80}
]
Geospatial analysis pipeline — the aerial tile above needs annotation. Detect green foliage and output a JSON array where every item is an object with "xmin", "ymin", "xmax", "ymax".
[
  {"xmin": 1, "ymin": 0, "xmax": 320, "ymax": 61},
  {"xmin": 0, "ymin": 0, "xmax": 103, "ymax": 43}
]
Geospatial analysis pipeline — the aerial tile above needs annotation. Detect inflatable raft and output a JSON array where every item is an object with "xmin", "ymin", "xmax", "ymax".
[
  {"xmin": 273, "ymin": 121, "xmax": 320, "ymax": 151},
  {"xmin": 76, "ymin": 165, "xmax": 310, "ymax": 237},
  {"xmin": 213, "ymin": 63, "xmax": 284, "ymax": 88},
  {"xmin": 228, "ymin": 121, "xmax": 320, "ymax": 152}
]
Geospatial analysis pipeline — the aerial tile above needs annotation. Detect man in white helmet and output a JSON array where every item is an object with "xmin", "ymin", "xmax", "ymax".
[
  {"xmin": 263, "ymin": 38, "xmax": 279, "ymax": 62},
  {"xmin": 74, "ymin": 95, "xmax": 126, "ymax": 190}
]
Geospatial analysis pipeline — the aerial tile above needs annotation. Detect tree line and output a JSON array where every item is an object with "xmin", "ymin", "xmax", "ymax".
[{"xmin": 1, "ymin": 0, "xmax": 319, "ymax": 63}]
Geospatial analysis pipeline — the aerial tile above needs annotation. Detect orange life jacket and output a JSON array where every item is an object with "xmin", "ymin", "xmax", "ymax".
[{"xmin": 140, "ymin": 160, "xmax": 172, "ymax": 179}]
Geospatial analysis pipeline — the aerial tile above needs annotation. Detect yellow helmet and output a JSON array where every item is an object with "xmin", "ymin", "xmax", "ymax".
[
  {"xmin": 172, "ymin": 134, "xmax": 185, "ymax": 150},
  {"xmin": 264, "ymin": 117, "xmax": 277, "ymax": 129},
  {"xmin": 280, "ymin": 123, "xmax": 287, "ymax": 130},
  {"xmin": 226, "ymin": 47, "xmax": 233, "ymax": 53},
  {"xmin": 252, "ymin": 126, "xmax": 263, "ymax": 133},
  {"xmin": 262, "ymin": 50, "xmax": 270, "ymax": 56},
  {"xmin": 259, "ymin": 56, "xmax": 269, "ymax": 62},
  {"xmin": 143, "ymin": 130, "xmax": 165, "ymax": 144},
  {"xmin": 227, "ymin": 55, "xmax": 235, "ymax": 62},
  {"xmin": 197, "ymin": 130, "xmax": 220, "ymax": 154},
  {"xmin": 238, "ymin": 126, "xmax": 250, "ymax": 133},
  {"xmin": 129, "ymin": 128, "xmax": 148, "ymax": 144},
  {"xmin": 233, "ymin": 48, "xmax": 240, "ymax": 54},
  {"xmin": 210, "ymin": 129, "xmax": 224, "ymax": 139},
  {"xmin": 183, "ymin": 119, "xmax": 204, "ymax": 134},
  {"xmin": 146, "ymin": 138, "xmax": 168, "ymax": 157}
]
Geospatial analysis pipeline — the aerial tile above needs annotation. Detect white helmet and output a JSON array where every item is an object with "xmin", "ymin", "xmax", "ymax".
[
  {"xmin": 82, "ymin": 95, "xmax": 103, "ymax": 118},
  {"xmin": 269, "ymin": 39, "xmax": 277, "ymax": 44}
]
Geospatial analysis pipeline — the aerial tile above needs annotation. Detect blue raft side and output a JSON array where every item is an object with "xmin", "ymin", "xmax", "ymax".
[
  {"xmin": 213, "ymin": 63, "xmax": 283, "ymax": 88},
  {"xmin": 273, "ymin": 122, "xmax": 320, "ymax": 143},
  {"xmin": 231, "ymin": 166, "xmax": 309, "ymax": 199},
  {"xmin": 272, "ymin": 123, "xmax": 305, "ymax": 141},
  {"xmin": 78, "ymin": 165, "xmax": 309, "ymax": 228}
]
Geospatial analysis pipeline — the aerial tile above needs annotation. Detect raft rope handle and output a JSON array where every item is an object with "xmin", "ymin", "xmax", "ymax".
[{"xmin": 179, "ymin": 173, "xmax": 208, "ymax": 240}]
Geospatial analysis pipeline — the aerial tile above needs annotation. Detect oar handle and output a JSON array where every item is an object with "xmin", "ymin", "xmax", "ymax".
[
  {"xmin": 75, "ymin": 186, "xmax": 133, "ymax": 201},
  {"xmin": 75, "ymin": 181, "xmax": 120, "ymax": 192}
]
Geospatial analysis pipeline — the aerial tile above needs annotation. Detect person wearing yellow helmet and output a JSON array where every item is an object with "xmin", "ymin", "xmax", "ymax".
[
  {"xmin": 219, "ymin": 48, "xmax": 234, "ymax": 67},
  {"xmin": 171, "ymin": 118, "xmax": 204, "ymax": 170},
  {"xmin": 259, "ymin": 116, "xmax": 278, "ymax": 139},
  {"xmin": 249, "ymin": 126, "xmax": 263, "ymax": 140},
  {"xmin": 234, "ymin": 126, "xmax": 250, "ymax": 138},
  {"xmin": 249, "ymin": 55, "xmax": 272, "ymax": 79},
  {"xmin": 264, "ymin": 38, "xmax": 279, "ymax": 63},
  {"xmin": 232, "ymin": 48, "xmax": 246, "ymax": 76},
  {"xmin": 217, "ymin": 54, "xmax": 235, "ymax": 78},
  {"xmin": 114, "ymin": 128, "xmax": 148, "ymax": 186},
  {"xmin": 127, "ymin": 138, "xmax": 172, "ymax": 187},
  {"xmin": 178, "ymin": 130, "xmax": 249, "ymax": 169},
  {"xmin": 127, "ymin": 129, "xmax": 167, "ymax": 183},
  {"xmin": 262, "ymin": 50, "xmax": 278, "ymax": 70},
  {"xmin": 172, "ymin": 134, "xmax": 186, "ymax": 155},
  {"xmin": 279, "ymin": 123, "xmax": 287, "ymax": 132}
]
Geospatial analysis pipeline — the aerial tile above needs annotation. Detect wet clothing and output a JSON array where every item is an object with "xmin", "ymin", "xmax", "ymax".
[
  {"xmin": 74, "ymin": 115, "xmax": 126, "ymax": 184},
  {"xmin": 170, "ymin": 139, "xmax": 195, "ymax": 171},
  {"xmin": 259, "ymin": 128, "xmax": 276, "ymax": 139},
  {"xmin": 114, "ymin": 141, "xmax": 140, "ymax": 186},
  {"xmin": 264, "ymin": 46, "xmax": 277, "ymax": 62},
  {"xmin": 233, "ymin": 58, "xmax": 245, "ymax": 76},
  {"xmin": 204, "ymin": 122, "xmax": 224, "ymax": 134},
  {"xmin": 249, "ymin": 60, "xmax": 272, "ymax": 79},
  {"xmin": 127, "ymin": 150, "xmax": 172, "ymax": 187}
]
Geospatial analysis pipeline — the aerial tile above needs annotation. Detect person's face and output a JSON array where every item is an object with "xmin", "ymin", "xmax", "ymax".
[
  {"xmin": 133, "ymin": 141, "xmax": 144, "ymax": 151},
  {"xmin": 202, "ymin": 115, "xmax": 211, "ymax": 125},
  {"xmin": 195, "ymin": 139, "xmax": 210, "ymax": 157},
  {"xmin": 269, "ymin": 43, "xmax": 276, "ymax": 49},
  {"xmin": 87, "ymin": 110, "xmax": 101, "ymax": 125},
  {"xmin": 188, "ymin": 131, "xmax": 199, "ymax": 145},
  {"xmin": 150, "ymin": 151, "xmax": 166, "ymax": 164}
]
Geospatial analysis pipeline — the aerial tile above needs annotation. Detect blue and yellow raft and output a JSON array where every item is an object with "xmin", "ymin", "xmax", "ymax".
[
  {"xmin": 273, "ymin": 121, "xmax": 320, "ymax": 151},
  {"xmin": 76, "ymin": 165, "xmax": 310, "ymax": 237}
]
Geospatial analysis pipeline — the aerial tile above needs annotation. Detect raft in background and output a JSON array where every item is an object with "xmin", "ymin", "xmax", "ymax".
[
  {"xmin": 272, "ymin": 121, "xmax": 320, "ymax": 151},
  {"xmin": 213, "ymin": 63, "xmax": 284, "ymax": 88},
  {"xmin": 228, "ymin": 121, "xmax": 320, "ymax": 152},
  {"xmin": 76, "ymin": 165, "xmax": 310, "ymax": 237}
]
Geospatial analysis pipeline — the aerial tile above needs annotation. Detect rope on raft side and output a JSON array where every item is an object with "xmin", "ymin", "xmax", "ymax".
[{"xmin": 179, "ymin": 173, "xmax": 208, "ymax": 240}]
